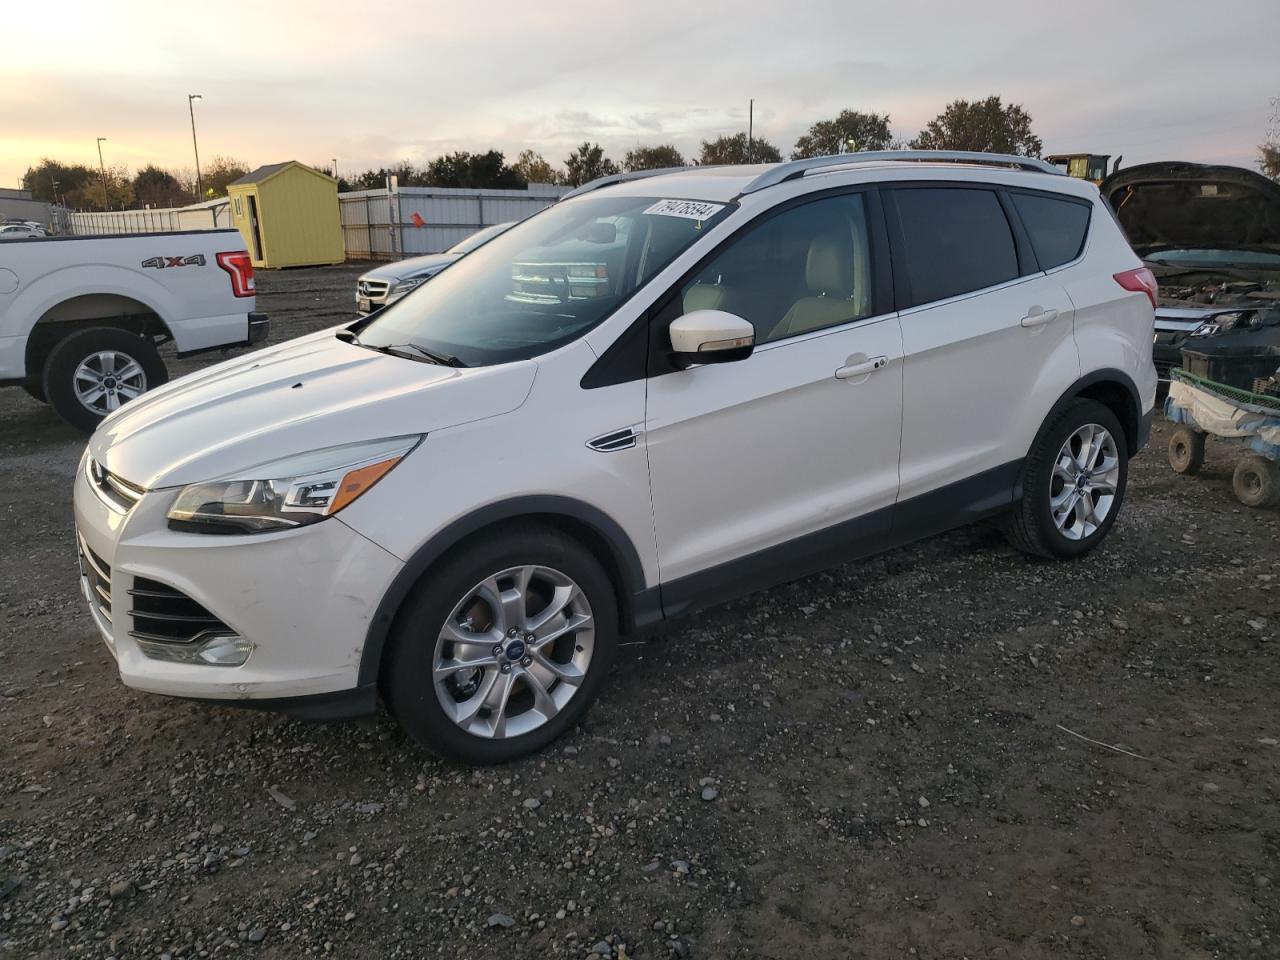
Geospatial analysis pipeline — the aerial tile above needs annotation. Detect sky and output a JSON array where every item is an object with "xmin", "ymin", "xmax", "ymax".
[{"xmin": 2, "ymin": 0, "xmax": 1276, "ymax": 190}]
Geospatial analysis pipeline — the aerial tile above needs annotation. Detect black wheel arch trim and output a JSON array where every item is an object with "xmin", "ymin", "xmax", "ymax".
[
  {"xmin": 1015, "ymin": 368, "xmax": 1146, "ymax": 498},
  {"xmin": 356, "ymin": 495, "xmax": 654, "ymax": 688}
]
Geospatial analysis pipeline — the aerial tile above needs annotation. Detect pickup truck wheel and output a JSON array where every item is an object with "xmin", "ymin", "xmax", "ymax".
[{"xmin": 42, "ymin": 327, "xmax": 167, "ymax": 434}]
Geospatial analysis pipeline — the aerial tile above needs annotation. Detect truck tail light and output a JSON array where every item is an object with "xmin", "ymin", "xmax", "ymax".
[
  {"xmin": 1113, "ymin": 267, "xmax": 1158, "ymax": 311},
  {"xmin": 217, "ymin": 251, "xmax": 255, "ymax": 298}
]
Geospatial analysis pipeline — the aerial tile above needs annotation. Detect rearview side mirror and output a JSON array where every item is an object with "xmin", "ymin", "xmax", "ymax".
[{"xmin": 669, "ymin": 310, "xmax": 755, "ymax": 367}]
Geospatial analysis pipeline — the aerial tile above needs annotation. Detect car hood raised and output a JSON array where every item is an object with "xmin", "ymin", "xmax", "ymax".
[
  {"xmin": 1100, "ymin": 161, "xmax": 1280, "ymax": 256},
  {"xmin": 89, "ymin": 329, "xmax": 537, "ymax": 489},
  {"xmin": 360, "ymin": 253, "xmax": 459, "ymax": 283}
]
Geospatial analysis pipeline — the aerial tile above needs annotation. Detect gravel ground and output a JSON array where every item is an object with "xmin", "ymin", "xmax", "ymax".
[{"xmin": 2, "ymin": 264, "xmax": 1278, "ymax": 959}]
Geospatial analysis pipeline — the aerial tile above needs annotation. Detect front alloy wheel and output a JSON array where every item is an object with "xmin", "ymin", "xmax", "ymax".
[
  {"xmin": 382, "ymin": 525, "xmax": 617, "ymax": 763},
  {"xmin": 434, "ymin": 565, "xmax": 595, "ymax": 740}
]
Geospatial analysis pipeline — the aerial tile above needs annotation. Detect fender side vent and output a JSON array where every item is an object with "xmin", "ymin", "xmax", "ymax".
[{"xmin": 587, "ymin": 428, "xmax": 639, "ymax": 452}]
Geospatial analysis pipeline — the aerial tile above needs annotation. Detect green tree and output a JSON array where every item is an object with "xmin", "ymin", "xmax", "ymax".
[
  {"xmin": 78, "ymin": 164, "xmax": 135, "ymax": 211},
  {"xmin": 623, "ymin": 144, "xmax": 686, "ymax": 172},
  {"xmin": 133, "ymin": 164, "xmax": 192, "ymax": 208},
  {"xmin": 698, "ymin": 132, "xmax": 782, "ymax": 165},
  {"xmin": 563, "ymin": 142, "xmax": 619, "ymax": 186},
  {"xmin": 21, "ymin": 158, "xmax": 94, "ymax": 206},
  {"xmin": 909, "ymin": 96, "xmax": 1042, "ymax": 157},
  {"xmin": 1261, "ymin": 144, "xmax": 1280, "ymax": 181},
  {"xmin": 792, "ymin": 110, "xmax": 893, "ymax": 158},
  {"xmin": 425, "ymin": 150, "xmax": 524, "ymax": 189},
  {"xmin": 201, "ymin": 156, "xmax": 251, "ymax": 198},
  {"xmin": 512, "ymin": 149, "xmax": 558, "ymax": 184}
]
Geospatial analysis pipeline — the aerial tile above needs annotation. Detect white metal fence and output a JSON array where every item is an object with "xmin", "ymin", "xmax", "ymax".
[
  {"xmin": 65, "ymin": 200, "xmax": 232, "ymax": 236},
  {"xmin": 340, "ymin": 183, "xmax": 567, "ymax": 261}
]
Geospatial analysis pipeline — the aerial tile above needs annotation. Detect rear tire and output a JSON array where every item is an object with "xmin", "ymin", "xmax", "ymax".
[
  {"xmin": 1004, "ymin": 399, "xmax": 1129, "ymax": 559},
  {"xmin": 42, "ymin": 327, "xmax": 167, "ymax": 434},
  {"xmin": 382, "ymin": 525, "xmax": 618, "ymax": 764},
  {"xmin": 1168, "ymin": 427, "xmax": 1206, "ymax": 475},
  {"xmin": 1233, "ymin": 455, "xmax": 1280, "ymax": 508}
]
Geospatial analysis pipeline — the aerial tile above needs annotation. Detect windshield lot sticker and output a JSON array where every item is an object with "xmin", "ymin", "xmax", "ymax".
[{"xmin": 644, "ymin": 199, "xmax": 725, "ymax": 222}]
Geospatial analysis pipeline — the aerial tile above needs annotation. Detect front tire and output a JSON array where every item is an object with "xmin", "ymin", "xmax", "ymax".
[
  {"xmin": 1004, "ymin": 399, "xmax": 1129, "ymax": 559},
  {"xmin": 382, "ymin": 525, "xmax": 618, "ymax": 763},
  {"xmin": 42, "ymin": 327, "xmax": 167, "ymax": 434}
]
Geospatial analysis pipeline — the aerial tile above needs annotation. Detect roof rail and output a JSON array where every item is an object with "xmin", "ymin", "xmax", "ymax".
[
  {"xmin": 560, "ymin": 165, "xmax": 718, "ymax": 201},
  {"xmin": 738, "ymin": 150, "xmax": 1063, "ymax": 194}
]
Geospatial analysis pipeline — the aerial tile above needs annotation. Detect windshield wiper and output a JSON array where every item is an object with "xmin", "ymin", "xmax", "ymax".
[{"xmin": 374, "ymin": 342, "xmax": 467, "ymax": 367}]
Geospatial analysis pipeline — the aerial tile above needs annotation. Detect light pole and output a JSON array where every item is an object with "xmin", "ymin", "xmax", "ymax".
[
  {"xmin": 747, "ymin": 99, "xmax": 754, "ymax": 163},
  {"xmin": 188, "ymin": 94, "xmax": 203, "ymax": 199},
  {"xmin": 96, "ymin": 137, "xmax": 108, "ymax": 208},
  {"xmin": 331, "ymin": 158, "xmax": 338, "ymax": 183}
]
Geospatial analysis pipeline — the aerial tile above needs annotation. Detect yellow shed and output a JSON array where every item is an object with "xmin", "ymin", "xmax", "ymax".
[{"xmin": 227, "ymin": 161, "xmax": 344, "ymax": 268}]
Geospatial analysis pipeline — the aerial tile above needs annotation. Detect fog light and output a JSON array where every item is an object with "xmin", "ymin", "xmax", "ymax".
[{"xmin": 196, "ymin": 634, "xmax": 253, "ymax": 666}]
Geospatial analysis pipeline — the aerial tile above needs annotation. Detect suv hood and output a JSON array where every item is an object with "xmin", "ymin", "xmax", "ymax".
[
  {"xmin": 360, "ymin": 252, "xmax": 458, "ymax": 283},
  {"xmin": 89, "ymin": 329, "xmax": 536, "ymax": 489},
  {"xmin": 1100, "ymin": 161, "xmax": 1280, "ymax": 257}
]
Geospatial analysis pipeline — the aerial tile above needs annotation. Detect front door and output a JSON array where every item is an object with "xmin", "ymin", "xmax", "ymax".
[{"xmin": 644, "ymin": 191, "xmax": 904, "ymax": 614}]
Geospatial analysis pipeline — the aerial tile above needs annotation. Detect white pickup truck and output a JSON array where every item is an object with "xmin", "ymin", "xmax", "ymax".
[{"xmin": 0, "ymin": 228, "xmax": 268, "ymax": 432}]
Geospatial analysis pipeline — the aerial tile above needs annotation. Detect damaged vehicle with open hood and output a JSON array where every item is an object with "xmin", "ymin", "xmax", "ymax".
[{"xmin": 1101, "ymin": 161, "xmax": 1280, "ymax": 386}]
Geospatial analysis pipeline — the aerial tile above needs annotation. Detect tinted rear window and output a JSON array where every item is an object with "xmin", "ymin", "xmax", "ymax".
[
  {"xmin": 893, "ymin": 188, "xmax": 1019, "ymax": 306},
  {"xmin": 1011, "ymin": 192, "xmax": 1091, "ymax": 269}
]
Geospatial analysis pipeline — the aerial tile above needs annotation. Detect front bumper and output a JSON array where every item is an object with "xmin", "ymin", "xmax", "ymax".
[{"xmin": 72, "ymin": 451, "xmax": 403, "ymax": 705}]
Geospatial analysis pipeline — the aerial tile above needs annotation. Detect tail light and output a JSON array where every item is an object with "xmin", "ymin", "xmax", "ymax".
[
  {"xmin": 216, "ymin": 251, "xmax": 255, "ymax": 298},
  {"xmin": 1113, "ymin": 267, "xmax": 1158, "ymax": 310}
]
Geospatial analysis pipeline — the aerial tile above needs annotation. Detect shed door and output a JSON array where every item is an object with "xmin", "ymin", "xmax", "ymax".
[{"xmin": 247, "ymin": 193, "xmax": 264, "ymax": 261}]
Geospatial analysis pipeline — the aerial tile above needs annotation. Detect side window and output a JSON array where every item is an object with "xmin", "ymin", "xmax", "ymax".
[
  {"xmin": 679, "ymin": 193, "xmax": 874, "ymax": 344},
  {"xmin": 893, "ymin": 188, "xmax": 1019, "ymax": 307},
  {"xmin": 1011, "ymin": 192, "xmax": 1091, "ymax": 270}
]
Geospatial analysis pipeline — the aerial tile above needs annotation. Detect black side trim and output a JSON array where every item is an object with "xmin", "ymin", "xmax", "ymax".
[
  {"xmin": 186, "ymin": 683, "xmax": 378, "ymax": 721},
  {"xmin": 357, "ymin": 496, "xmax": 651, "ymax": 686},
  {"xmin": 660, "ymin": 459, "xmax": 1022, "ymax": 621}
]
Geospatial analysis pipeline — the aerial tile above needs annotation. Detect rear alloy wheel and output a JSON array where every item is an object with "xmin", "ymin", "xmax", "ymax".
[
  {"xmin": 1004, "ymin": 399, "xmax": 1129, "ymax": 559},
  {"xmin": 42, "ymin": 327, "xmax": 167, "ymax": 433},
  {"xmin": 383, "ymin": 526, "xmax": 616, "ymax": 763}
]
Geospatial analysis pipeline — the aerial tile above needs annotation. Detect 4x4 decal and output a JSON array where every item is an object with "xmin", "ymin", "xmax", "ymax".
[{"xmin": 141, "ymin": 254, "xmax": 207, "ymax": 269}]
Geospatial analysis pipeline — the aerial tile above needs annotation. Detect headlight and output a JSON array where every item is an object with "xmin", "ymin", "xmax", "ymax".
[
  {"xmin": 167, "ymin": 435, "xmax": 421, "ymax": 534},
  {"xmin": 387, "ymin": 274, "xmax": 434, "ymax": 301},
  {"xmin": 1191, "ymin": 311, "xmax": 1259, "ymax": 337}
]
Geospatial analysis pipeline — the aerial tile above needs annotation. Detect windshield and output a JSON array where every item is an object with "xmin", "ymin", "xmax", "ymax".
[
  {"xmin": 447, "ymin": 221, "xmax": 512, "ymax": 256},
  {"xmin": 356, "ymin": 195, "xmax": 733, "ymax": 366},
  {"xmin": 1147, "ymin": 248, "xmax": 1280, "ymax": 267}
]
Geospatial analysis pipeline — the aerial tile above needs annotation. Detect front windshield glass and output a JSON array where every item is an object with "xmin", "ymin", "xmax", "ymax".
[
  {"xmin": 1147, "ymin": 248, "xmax": 1280, "ymax": 267},
  {"xmin": 357, "ymin": 195, "xmax": 733, "ymax": 366},
  {"xmin": 447, "ymin": 222, "xmax": 510, "ymax": 256}
]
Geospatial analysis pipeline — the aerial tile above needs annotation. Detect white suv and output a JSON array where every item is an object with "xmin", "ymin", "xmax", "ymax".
[{"xmin": 73, "ymin": 152, "xmax": 1157, "ymax": 762}]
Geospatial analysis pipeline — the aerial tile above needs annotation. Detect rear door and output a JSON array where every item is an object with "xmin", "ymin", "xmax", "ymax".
[
  {"xmin": 644, "ymin": 189, "xmax": 903, "ymax": 612},
  {"xmin": 886, "ymin": 183, "xmax": 1081, "ymax": 515}
]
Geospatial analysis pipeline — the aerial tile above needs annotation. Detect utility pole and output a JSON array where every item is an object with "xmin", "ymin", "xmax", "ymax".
[
  {"xmin": 748, "ymin": 99, "xmax": 754, "ymax": 163},
  {"xmin": 188, "ymin": 94, "xmax": 203, "ymax": 199},
  {"xmin": 332, "ymin": 158, "xmax": 338, "ymax": 183},
  {"xmin": 96, "ymin": 137, "xmax": 108, "ymax": 208}
]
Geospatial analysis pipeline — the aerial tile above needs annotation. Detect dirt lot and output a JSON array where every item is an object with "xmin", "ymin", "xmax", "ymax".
[{"xmin": 2, "ymin": 264, "xmax": 1278, "ymax": 960}]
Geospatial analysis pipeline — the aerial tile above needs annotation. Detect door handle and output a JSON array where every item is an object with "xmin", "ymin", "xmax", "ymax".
[
  {"xmin": 1021, "ymin": 307, "xmax": 1059, "ymax": 328},
  {"xmin": 835, "ymin": 356, "xmax": 887, "ymax": 380}
]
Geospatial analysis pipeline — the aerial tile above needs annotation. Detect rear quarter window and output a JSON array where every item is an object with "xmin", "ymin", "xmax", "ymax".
[
  {"xmin": 892, "ymin": 187, "xmax": 1019, "ymax": 307},
  {"xmin": 1011, "ymin": 192, "xmax": 1091, "ymax": 269}
]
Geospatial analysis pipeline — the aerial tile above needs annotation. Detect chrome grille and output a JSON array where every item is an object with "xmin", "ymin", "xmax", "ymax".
[
  {"xmin": 357, "ymin": 278, "xmax": 391, "ymax": 303},
  {"xmin": 86, "ymin": 457, "xmax": 144, "ymax": 513},
  {"xmin": 128, "ymin": 577, "xmax": 231, "ymax": 645},
  {"xmin": 77, "ymin": 532, "xmax": 112, "ymax": 623}
]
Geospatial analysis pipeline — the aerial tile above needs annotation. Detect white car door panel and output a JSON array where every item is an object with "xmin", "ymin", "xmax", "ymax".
[{"xmin": 647, "ymin": 315, "xmax": 903, "ymax": 584}]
